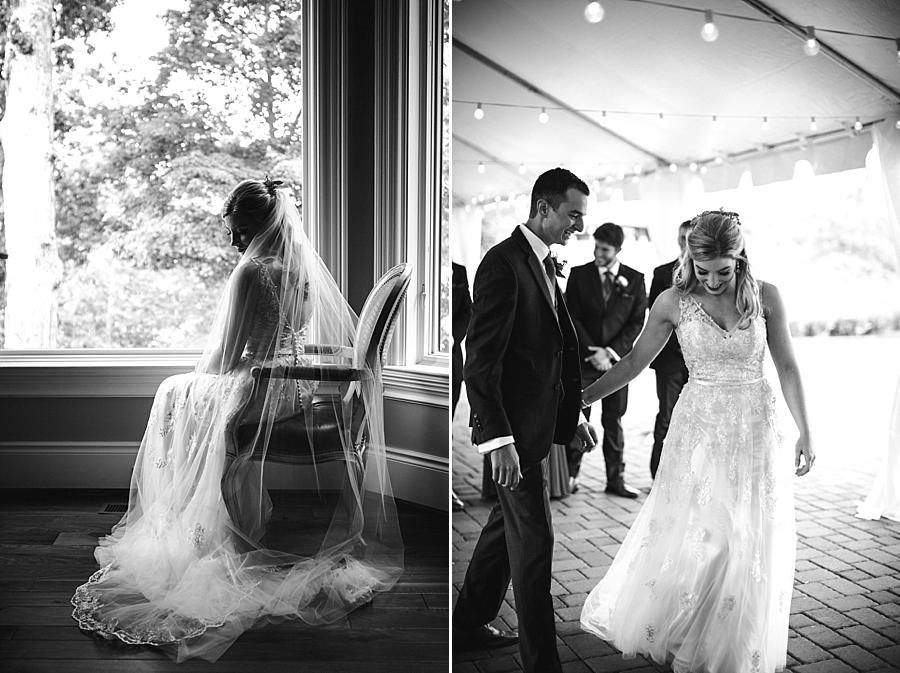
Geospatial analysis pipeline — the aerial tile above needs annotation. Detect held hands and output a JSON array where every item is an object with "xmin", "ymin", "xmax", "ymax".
[
  {"xmin": 570, "ymin": 422, "xmax": 598, "ymax": 453},
  {"xmin": 491, "ymin": 444, "xmax": 522, "ymax": 490},
  {"xmin": 795, "ymin": 435, "xmax": 815, "ymax": 476}
]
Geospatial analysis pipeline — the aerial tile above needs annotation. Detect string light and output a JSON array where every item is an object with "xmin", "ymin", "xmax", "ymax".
[
  {"xmin": 473, "ymin": 103, "xmax": 484, "ymax": 120},
  {"xmin": 809, "ymin": 116, "xmax": 818, "ymax": 132},
  {"xmin": 477, "ymin": 161, "xmax": 485, "ymax": 174},
  {"xmin": 761, "ymin": 116, "xmax": 769, "ymax": 132},
  {"xmin": 668, "ymin": 162, "xmax": 678, "ymax": 172},
  {"xmin": 701, "ymin": 10, "xmax": 719, "ymax": 42},
  {"xmin": 538, "ymin": 107, "xmax": 550, "ymax": 124},
  {"xmin": 895, "ymin": 120, "xmax": 900, "ymax": 130},
  {"xmin": 853, "ymin": 117, "xmax": 863, "ymax": 131},
  {"xmin": 633, "ymin": 163, "xmax": 643, "ymax": 174},
  {"xmin": 689, "ymin": 162, "xmax": 698, "ymax": 172},
  {"xmin": 896, "ymin": 38, "xmax": 900, "ymax": 65},
  {"xmin": 699, "ymin": 164, "xmax": 708, "ymax": 174},
  {"xmin": 584, "ymin": 1, "xmax": 604, "ymax": 23},
  {"xmin": 803, "ymin": 26, "xmax": 820, "ymax": 56},
  {"xmin": 714, "ymin": 155, "xmax": 724, "ymax": 165}
]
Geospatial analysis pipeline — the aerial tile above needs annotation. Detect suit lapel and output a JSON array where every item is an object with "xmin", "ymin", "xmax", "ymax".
[
  {"xmin": 588, "ymin": 265, "xmax": 608, "ymax": 312},
  {"xmin": 512, "ymin": 228, "xmax": 560, "ymax": 327}
]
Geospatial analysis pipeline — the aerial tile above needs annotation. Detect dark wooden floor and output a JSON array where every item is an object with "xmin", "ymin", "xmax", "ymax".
[{"xmin": 0, "ymin": 489, "xmax": 448, "ymax": 672}]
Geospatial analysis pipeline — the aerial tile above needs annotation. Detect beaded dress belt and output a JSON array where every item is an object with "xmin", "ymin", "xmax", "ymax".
[{"xmin": 690, "ymin": 376, "xmax": 764, "ymax": 386}]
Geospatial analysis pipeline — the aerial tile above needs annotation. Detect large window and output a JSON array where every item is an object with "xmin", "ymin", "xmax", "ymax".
[{"xmin": 0, "ymin": 0, "xmax": 304, "ymax": 350}]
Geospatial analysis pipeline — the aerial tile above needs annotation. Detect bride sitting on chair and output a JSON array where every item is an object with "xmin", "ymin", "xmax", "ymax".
[{"xmin": 72, "ymin": 177, "xmax": 406, "ymax": 662}]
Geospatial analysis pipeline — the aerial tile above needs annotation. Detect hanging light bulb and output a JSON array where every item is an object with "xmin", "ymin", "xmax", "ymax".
[
  {"xmin": 473, "ymin": 103, "xmax": 484, "ymax": 120},
  {"xmin": 538, "ymin": 107, "xmax": 550, "ymax": 124},
  {"xmin": 631, "ymin": 174, "xmax": 640, "ymax": 184},
  {"xmin": 477, "ymin": 161, "xmax": 485, "ymax": 174},
  {"xmin": 633, "ymin": 163, "xmax": 642, "ymax": 174},
  {"xmin": 803, "ymin": 26, "xmax": 820, "ymax": 56},
  {"xmin": 668, "ymin": 162, "xmax": 678, "ymax": 172},
  {"xmin": 853, "ymin": 117, "xmax": 863, "ymax": 132},
  {"xmin": 699, "ymin": 164, "xmax": 708, "ymax": 174},
  {"xmin": 895, "ymin": 119, "xmax": 900, "ymax": 130},
  {"xmin": 809, "ymin": 116, "xmax": 818, "ymax": 132},
  {"xmin": 711, "ymin": 115, "xmax": 718, "ymax": 123},
  {"xmin": 518, "ymin": 162, "xmax": 526, "ymax": 174},
  {"xmin": 701, "ymin": 10, "xmax": 719, "ymax": 42},
  {"xmin": 761, "ymin": 116, "xmax": 770, "ymax": 132},
  {"xmin": 584, "ymin": 1, "xmax": 604, "ymax": 24},
  {"xmin": 689, "ymin": 162, "xmax": 698, "ymax": 172},
  {"xmin": 714, "ymin": 155, "xmax": 724, "ymax": 165},
  {"xmin": 895, "ymin": 38, "xmax": 900, "ymax": 66}
]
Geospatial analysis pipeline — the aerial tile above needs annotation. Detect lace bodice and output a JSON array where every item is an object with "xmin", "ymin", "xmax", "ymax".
[
  {"xmin": 244, "ymin": 258, "xmax": 305, "ymax": 361},
  {"xmin": 675, "ymin": 294, "xmax": 766, "ymax": 384}
]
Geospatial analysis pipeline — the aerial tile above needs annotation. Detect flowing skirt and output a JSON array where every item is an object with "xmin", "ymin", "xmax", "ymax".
[
  {"xmin": 72, "ymin": 368, "xmax": 399, "ymax": 662},
  {"xmin": 581, "ymin": 378, "xmax": 795, "ymax": 673}
]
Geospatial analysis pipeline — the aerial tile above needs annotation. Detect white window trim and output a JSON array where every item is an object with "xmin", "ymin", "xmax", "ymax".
[{"xmin": 0, "ymin": 0, "xmax": 448, "ymax": 389}]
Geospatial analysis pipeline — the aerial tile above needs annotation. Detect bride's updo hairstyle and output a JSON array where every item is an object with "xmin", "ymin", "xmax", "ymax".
[
  {"xmin": 674, "ymin": 210, "xmax": 761, "ymax": 329},
  {"xmin": 222, "ymin": 177, "xmax": 284, "ymax": 233}
]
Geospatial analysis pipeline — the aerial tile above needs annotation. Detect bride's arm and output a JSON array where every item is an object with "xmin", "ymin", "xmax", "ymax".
[
  {"xmin": 581, "ymin": 288, "xmax": 678, "ymax": 406},
  {"xmin": 762, "ymin": 281, "xmax": 814, "ymax": 475},
  {"xmin": 202, "ymin": 264, "xmax": 259, "ymax": 374}
]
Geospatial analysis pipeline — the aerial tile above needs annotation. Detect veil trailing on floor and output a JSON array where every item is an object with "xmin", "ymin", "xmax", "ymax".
[{"xmin": 72, "ymin": 184, "xmax": 403, "ymax": 662}]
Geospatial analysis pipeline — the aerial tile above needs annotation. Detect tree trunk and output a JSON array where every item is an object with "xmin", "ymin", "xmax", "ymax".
[{"xmin": 0, "ymin": 0, "xmax": 59, "ymax": 348}]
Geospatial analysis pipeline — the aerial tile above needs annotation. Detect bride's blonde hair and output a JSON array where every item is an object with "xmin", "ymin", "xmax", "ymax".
[{"xmin": 674, "ymin": 210, "xmax": 761, "ymax": 329}]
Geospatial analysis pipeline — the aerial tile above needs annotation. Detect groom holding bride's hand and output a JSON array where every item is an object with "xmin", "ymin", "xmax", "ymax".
[{"xmin": 453, "ymin": 168, "xmax": 595, "ymax": 673}]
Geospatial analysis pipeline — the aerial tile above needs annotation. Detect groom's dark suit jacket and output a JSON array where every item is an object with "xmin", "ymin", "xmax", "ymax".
[
  {"xmin": 465, "ymin": 227, "xmax": 582, "ymax": 465},
  {"xmin": 566, "ymin": 261, "xmax": 647, "ymax": 387}
]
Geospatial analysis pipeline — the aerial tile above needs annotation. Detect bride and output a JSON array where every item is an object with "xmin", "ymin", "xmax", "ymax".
[
  {"xmin": 71, "ymin": 178, "xmax": 403, "ymax": 662},
  {"xmin": 579, "ymin": 211, "xmax": 814, "ymax": 673}
]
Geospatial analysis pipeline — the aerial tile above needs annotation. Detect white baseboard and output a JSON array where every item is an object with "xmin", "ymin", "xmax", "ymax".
[{"xmin": 0, "ymin": 442, "xmax": 448, "ymax": 511}]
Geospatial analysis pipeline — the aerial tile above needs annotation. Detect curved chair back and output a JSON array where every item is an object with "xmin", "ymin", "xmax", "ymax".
[{"xmin": 354, "ymin": 263, "xmax": 413, "ymax": 370}]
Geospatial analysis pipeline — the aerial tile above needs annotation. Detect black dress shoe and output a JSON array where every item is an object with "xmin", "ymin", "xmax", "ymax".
[
  {"xmin": 453, "ymin": 623, "xmax": 519, "ymax": 650},
  {"xmin": 605, "ymin": 482, "xmax": 639, "ymax": 498}
]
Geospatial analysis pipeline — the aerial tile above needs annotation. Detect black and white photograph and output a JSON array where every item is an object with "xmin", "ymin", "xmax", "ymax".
[
  {"xmin": 0, "ymin": 0, "xmax": 450, "ymax": 671},
  {"xmin": 451, "ymin": 2, "xmax": 900, "ymax": 672}
]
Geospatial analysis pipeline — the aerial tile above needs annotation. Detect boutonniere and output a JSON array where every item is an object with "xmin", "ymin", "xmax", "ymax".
[
  {"xmin": 615, "ymin": 275, "xmax": 629, "ymax": 289},
  {"xmin": 551, "ymin": 254, "xmax": 567, "ymax": 278}
]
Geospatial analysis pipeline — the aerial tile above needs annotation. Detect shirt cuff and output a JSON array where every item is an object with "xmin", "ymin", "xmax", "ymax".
[
  {"xmin": 605, "ymin": 347, "xmax": 621, "ymax": 362},
  {"xmin": 476, "ymin": 435, "xmax": 514, "ymax": 454}
]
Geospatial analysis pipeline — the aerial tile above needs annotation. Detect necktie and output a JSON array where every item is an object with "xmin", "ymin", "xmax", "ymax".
[
  {"xmin": 602, "ymin": 271, "xmax": 614, "ymax": 302},
  {"xmin": 542, "ymin": 254, "xmax": 556, "ymax": 281},
  {"xmin": 542, "ymin": 254, "xmax": 558, "ymax": 311}
]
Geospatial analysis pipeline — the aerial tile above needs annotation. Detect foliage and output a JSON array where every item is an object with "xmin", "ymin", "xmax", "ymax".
[{"xmin": 48, "ymin": 0, "xmax": 305, "ymax": 347}]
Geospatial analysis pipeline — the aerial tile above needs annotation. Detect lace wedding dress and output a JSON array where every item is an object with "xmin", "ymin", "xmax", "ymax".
[
  {"xmin": 72, "ymin": 189, "xmax": 403, "ymax": 663},
  {"xmin": 581, "ymin": 293, "xmax": 795, "ymax": 673}
]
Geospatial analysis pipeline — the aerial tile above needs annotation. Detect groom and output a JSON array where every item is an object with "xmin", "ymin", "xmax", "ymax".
[{"xmin": 453, "ymin": 168, "xmax": 589, "ymax": 673}]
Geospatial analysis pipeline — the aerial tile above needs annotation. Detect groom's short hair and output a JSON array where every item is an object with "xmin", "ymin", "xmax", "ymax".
[{"xmin": 529, "ymin": 168, "xmax": 589, "ymax": 218}]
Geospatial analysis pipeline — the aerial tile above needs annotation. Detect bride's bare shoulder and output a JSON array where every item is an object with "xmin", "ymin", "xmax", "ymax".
[{"xmin": 653, "ymin": 287, "xmax": 683, "ymax": 323}]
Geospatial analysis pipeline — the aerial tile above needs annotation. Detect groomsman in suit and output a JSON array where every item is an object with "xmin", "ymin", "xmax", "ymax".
[
  {"xmin": 454, "ymin": 168, "xmax": 593, "ymax": 673},
  {"xmin": 648, "ymin": 220, "xmax": 692, "ymax": 479},
  {"xmin": 566, "ymin": 223, "xmax": 647, "ymax": 498}
]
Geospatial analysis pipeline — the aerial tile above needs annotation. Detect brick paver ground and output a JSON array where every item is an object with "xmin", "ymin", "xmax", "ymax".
[{"xmin": 451, "ymin": 389, "xmax": 900, "ymax": 673}]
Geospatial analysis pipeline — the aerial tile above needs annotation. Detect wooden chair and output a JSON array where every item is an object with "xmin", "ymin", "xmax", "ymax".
[{"xmin": 222, "ymin": 263, "xmax": 413, "ymax": 523}]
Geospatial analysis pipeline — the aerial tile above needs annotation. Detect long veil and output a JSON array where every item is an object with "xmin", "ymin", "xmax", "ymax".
[{"xmin": 72, "ymin": 186, "xmax": 404, "ymax": 662}]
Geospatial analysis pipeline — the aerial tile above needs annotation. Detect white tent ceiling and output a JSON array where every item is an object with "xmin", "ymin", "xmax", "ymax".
[{"xmin": 451, "ymin": 0, "xmax": 900, "ymax": 203}]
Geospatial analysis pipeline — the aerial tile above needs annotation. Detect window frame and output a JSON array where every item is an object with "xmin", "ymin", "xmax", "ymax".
[{"xmin": 0, "ymin": 0, "xmax": 447, "ymax": 397}]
